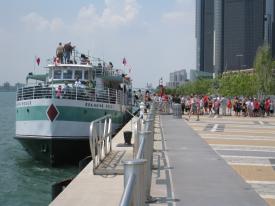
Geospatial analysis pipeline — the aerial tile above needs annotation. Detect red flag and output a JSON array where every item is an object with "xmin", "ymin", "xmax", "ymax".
[
  {"xmin": 36, "ymin": 57, "xmax": 40, "ymax": 66},
  {"xmin": 122, "ymin": 57, "xmax": 127, "ymax": 66}
]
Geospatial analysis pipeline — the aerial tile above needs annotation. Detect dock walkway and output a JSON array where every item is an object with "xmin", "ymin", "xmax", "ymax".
[
  {"xmin": 160, "ymin": 114, "xmax": 267, "ymax": 205},
  {"xmin": 50, "ymin": 112, "xmax": 274, "ymax": 206}
]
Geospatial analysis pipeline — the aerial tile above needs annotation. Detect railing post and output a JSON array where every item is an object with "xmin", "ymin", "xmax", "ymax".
[
  {"xmin": 33, "ymin": 86, "xmax": 35, "ymax": 99},
  {"xmin": 103, "ymin": 118, "xmax": 107, "ymax": 155},
  {"xmin": 145, "ymin": 118, "xmax": 154, "ymax": 136},
  {"xmin": 123, "ymin": 159, "xmax": 147, "ymax": 206},
  {"xmin": 108, "ymin": 88, "xmax": 110, "ymax": 103},
  {"xmin": 51, "ymin": 85, "xmax": 54, "ymax": 99},
  {"xmin": 76, "ymin": 87, "xmax": 78, "ymax": 101},
  {"xmin": 108, "ymin": 117, "xmax": 112, "ymax": 152},
  {"xmin": 137, "ymin": 131, "xmax": 153, "ymax": 200},
  {"xmin": 146, "ymin": 122, "xmax": 154, "ymax": 202},
  {"xmin": 133, "ymin": 117, "xmax": 141, "ymax": 158}
]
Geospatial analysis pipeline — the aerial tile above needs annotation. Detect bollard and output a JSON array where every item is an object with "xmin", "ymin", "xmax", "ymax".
[
  {"xmin": 173, "ymin": 103, "xmax": 182, "ymax": 119},
  {"xmin": 123, "ymin": 159, "xmax": 147, "ymax": 206}
]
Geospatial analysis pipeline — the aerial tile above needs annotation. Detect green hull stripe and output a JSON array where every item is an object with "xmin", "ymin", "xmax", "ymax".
[
  {"xmin": 16, "ymin": 106, "xmax": 48, "ymax": 120},
  {"xmin": 16, "ymin": 106, "xmax": 125, "ymax": 123}
]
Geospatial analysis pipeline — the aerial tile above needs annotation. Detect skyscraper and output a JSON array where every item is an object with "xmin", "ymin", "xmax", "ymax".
[
  {"xmin": 265, "ymin": 0, "xmax": 275, "ymax": 58},
  {"xmin": 213, "ymin": 0, "xmax": 223, "ymax": 75},
  {"xmin": 196, "ymin": 0, "xmax": 214, "ymax": 73},
  {"xmin": 223, "ymin": 0, "xmax": 264, "ymax": 71},
  {"xmin": 196, "ymin": 0, "xmax": 266, "ymax": 75}
]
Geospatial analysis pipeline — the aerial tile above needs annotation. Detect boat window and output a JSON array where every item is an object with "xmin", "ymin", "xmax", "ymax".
[
  {"xmin": 63, "ymin": 70, "xmax": 73, "ymax": 79},
  {"xmin": 53, "ymin": 70, "xmax": 62, "ymax": 79},
  {"xmin": 84, "ymin": 70, "xmax": 88, "ymax": 80},
  {"xmin": 75, "ymin": 70, "xmax": 83, "ymax": 79}
]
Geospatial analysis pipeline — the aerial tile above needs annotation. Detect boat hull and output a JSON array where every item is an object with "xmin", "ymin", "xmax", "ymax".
[
  {"xmin": 15, "ymin": 136, "xmax": 90, "ymax": 166},
  {"xmin": 15, "ymin": 98, "xmax": 131, "ymax": 165}
]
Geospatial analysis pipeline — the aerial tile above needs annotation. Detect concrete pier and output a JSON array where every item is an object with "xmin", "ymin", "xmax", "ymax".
[
  {"xmin": 50, "ymin": 119, "xmax": 135, "ymax": 206},
  {"xmin": 50, "ymin": 113, "xmax": 275, "ymax": 206}
]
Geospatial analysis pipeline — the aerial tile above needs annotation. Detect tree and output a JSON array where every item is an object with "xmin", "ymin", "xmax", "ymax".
[
  {"xmin": 219, "ymin": 72, "xmax": 258, "ymax": 97},
  {"xmin": 254, "ymin": 44, "xmax": 274, "ymax": 95}
]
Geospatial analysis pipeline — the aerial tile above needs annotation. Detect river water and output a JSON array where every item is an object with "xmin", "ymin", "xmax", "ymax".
[{"xmin": 0, "ymin": 92, "xmax": 77, "ymax": 206}]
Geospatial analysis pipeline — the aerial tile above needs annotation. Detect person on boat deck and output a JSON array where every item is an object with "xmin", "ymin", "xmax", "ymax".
[
  {"xmin": 80, "ymin": 54, "xmax": 90, "ymax": 64},
  {"xmin": 63, "ymin": 82, "xmax": 70, "ymax": 92},
  {"xmin": 56, "ymin": 85, "xmax": 62, "ymax": 99},
  {"xmin": 74, "ymin": 77, "xmax": 82, "ymax": 87},
  {"xmin": 63, "ymin": 42, "xmax": 75, "ymax": 64},
  {"xmin": 56, "ymin": 42, "xmax": 64, "ymax": 64}
]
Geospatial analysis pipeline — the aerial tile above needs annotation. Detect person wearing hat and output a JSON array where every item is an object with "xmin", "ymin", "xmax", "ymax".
[{"xmin": 56, "ymin": 42, "xmax": 64, "ymax": 64}]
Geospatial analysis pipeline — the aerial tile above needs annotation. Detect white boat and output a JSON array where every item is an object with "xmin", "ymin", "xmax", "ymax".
[{"xmin": 15, "ymin": 53, "xmax": 132, "ymax": 165}]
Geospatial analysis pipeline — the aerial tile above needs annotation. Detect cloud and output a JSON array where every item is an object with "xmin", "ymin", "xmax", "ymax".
[
  {"xmin": 161, "ymin": 11, "xmax": 194, "ymax": 26},
  {"xmin": 161, "ymin": 0, "xmax": 195, "ymax": 26},
  {"xmin": 21, "ymin": 12, "xmax": 64, "ymax": 32},
  {"xmin": 72, "ymin": 0, "xmax": 139, "ymax": 33},
  {"xmin": 162, "ymin": 11, "xmax": 185, "ymax": 22}
]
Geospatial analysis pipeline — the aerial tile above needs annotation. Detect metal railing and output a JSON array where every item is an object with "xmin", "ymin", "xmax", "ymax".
[
  {"xmin": 89, "ymin": 114, "xmax": 112, "ymax": 173},
  {"xmin": 120, "ymin": 101, "xmax": 157, "ymax": 206},
  {"xmin": 16, "ymin": 86, "xmax": 126, "ymax": 105}
]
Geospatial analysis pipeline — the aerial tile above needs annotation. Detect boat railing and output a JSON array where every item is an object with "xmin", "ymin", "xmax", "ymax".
[
  {"xmin": 16, "ymin": 85, "xmax": 126, "ymax": 105},
  {"xmin": 46, "ymin": 52, "xmax": 125, "ymax": 78},
  {"xmin": 120, "ymin": 101, "xmax": 158, "ymax": 206},
  {"xmin": 89, "ymin": 114, "xmax": 112, "ymax": 173}
]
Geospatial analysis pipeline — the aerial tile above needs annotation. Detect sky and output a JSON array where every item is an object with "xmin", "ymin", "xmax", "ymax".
[{"xmin": 0, "ymin": 0, "xmax": 195, "ymax": 88}]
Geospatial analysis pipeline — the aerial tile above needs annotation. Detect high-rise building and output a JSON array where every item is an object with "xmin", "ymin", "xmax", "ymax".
[
  {"xmin": 213, "ymin": 0, "xmax": 224, "ymax": 74},
  {"xmin": 196, "ymin": 0, "xmax": 266, "ymax": 75},
  {"xmin": 265, "ymin": 0, "xmax": 275, "ymax": 58},
  {"xmin": 166, "ymin": 69, "xmax": 187, "ymax": 88},
  {"xmin": 196, "ymin": 0, "xmax": 214, "ymax": 73},
  {"xmin": 223, "ymin": 0, "xmax": 264, "ymax": 72}
]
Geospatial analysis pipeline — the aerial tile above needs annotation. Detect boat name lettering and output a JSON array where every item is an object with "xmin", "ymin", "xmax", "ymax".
[
  {"xmin": 16, "ymin": 101, "xmax": 32, "ymax": 106},
  {"xmin": 85, "ymin": 102, "xmax": 113, "ymax": 109}
]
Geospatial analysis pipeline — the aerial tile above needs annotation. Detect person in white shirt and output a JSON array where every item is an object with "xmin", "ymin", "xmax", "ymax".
[{"xmin": 75, "ymin": 77, "xmax": 82, "ymax": 87}]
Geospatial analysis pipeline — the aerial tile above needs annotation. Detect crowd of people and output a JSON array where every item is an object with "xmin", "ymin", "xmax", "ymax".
[{"xmin": 155, "ymin": 94, "xmax": 275, "ymax": 119}]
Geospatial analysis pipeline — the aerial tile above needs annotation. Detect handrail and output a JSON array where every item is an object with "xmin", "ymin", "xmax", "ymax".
[
  {"xmin": 89, "ymin": 114, "xmax": 112, "ymax": 173},
  {"xmin": 119, "ymin": 101, "xmax": 158, "ymax": 206},
  {"xmin": 135, "ymin": 135, "xmax": 145, "ymax": 159},
  {"xmin": 119, "ymin": 173, "xmax": 136, "ymax": 206},
  {"xmin": 133, "ymin": 114, "xmax": 143, "ymax": 158}
]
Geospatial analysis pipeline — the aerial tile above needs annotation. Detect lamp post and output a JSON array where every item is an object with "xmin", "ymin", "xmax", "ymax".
[{"xmin": 159, "ymin": 77, "xmax": 163, "ymax": 86}]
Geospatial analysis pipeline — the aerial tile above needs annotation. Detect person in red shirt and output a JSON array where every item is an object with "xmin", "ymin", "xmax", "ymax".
[
  {"xmin": 162, "ymin": 95, "xmax": 169, "ymax": 113},
  {"xmin": 203, "ymin": 95, "xmax": 208, "ymax": 113},
  {"xmin": 227, "ymin": 98, "xmax": 232, "ymax": 116},
  {"xmin": 265, "ymin": 97, "xmax": 271, "ymax": 116},
  {"xmin": 253, "ymin": 99, "xmax": 260, "ymax": 117}
]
